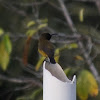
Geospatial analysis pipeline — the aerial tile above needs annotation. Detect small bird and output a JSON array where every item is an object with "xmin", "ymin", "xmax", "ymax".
[{"xmin": 38, "ymin": 33, "xmax": 56, "ymax": 64}]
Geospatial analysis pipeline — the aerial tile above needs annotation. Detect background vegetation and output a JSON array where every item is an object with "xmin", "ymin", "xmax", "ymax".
[{"xmin": 0, "ymin": 0, "xmax": 100, "ymax": 100}]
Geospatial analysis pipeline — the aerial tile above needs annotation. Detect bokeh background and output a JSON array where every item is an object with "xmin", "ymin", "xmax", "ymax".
[{"xmin": 0, "ymin": 0, "xmax": 100, "ymax": 100}]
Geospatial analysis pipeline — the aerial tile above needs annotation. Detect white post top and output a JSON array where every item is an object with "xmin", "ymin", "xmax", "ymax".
[{"xmin": 43, "ymin": 61, "xmax": 76, "ymax": 100}]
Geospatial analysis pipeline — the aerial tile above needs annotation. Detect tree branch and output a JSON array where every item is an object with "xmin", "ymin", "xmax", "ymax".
[
  {"xmin": 58, "ymin": 0, "xmax": 100, "ymax": 82},
  {"xmin": 47, "ymin": 1, "xmax": 62, "ymax": 11},
  {"xmin": 73, "ymin": 0, "xmax": 95, "ymax": 2},
  {"xmin": 0, "ymin": 1, "xmax": 27, "ymax": 16},
  {"xmin": 14, "ymin": 83, "xmax": 35, "ymax": 91},
  {"xmin": 95, "ymin": 0, "xmax": 100, "ymax": 14},
  {"xmin": 9, "ymin": 32, "xmax": 80, "ymax": 44},
  {"xmin": 0, "ymin": 74, "xmax": 42, "ymax": 87},
  {"xmin": 12, "ymin": 1, "xmax": 47, "ymax": 6}
]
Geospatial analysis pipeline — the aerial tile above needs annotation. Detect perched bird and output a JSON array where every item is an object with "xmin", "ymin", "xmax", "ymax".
[{"xmin": 38, "ymin": 33, "xmax": 56, "ymax": 64}]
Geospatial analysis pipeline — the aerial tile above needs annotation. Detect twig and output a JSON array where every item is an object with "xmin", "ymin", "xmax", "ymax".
[
  {"xmin": 1, "ymin": 1, "xmax": 26, "ymax": 16},
  {"xmin": 73, "ymin": 0, "xmax": 95, "ymax": 2},
  {"xmin": 47, "ymin": 1, "xmax": 62, "ymax": 11},
  {"xmin": 95, "ymin": 0, "xmax": 100, "ymax": 14},
  {"xmin": 14, "ymin": 83, "xmax": 34, "ymax": 91},
  {"xmin": 12, "ymin": 57, "xmax": 43, "ymax": 78},
  {"xmin": 0, "ymin": 74, "xmax": 42, "ymax": 87},
  {"xmin": 74, "ymin": 0, "xmax": 100, "ymax": 14},
  {"xmin": 93, "ymin": 39, "xmax": 100, "ymax": 45},
  {"xmin": 85, "ymin": 36, "xmax": 93, "ymax": 55},
  {"xmin": 58, "ymin": 0, "xmax": 100, "ymax": 82},
  {"xmin": 9, "ymin": 32, "xmax": 81, "ymax": 44},
  {"xmin": 12, "ymin": 1, "xmax": 47, "ymax": 6}
]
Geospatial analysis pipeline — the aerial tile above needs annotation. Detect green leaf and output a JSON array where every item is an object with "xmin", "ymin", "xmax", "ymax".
[
  {"xmin": 74, "ymin": 55, "xmax": 84, "ymax": 61},
  {"xmin": 27, "ymin": 21, "xmax": 35, "ymax": 28},
  {"xmin": 40, "ymin": 18, "xmax": 48, "ymax": 23},
  {"xmin": 64, "ymin": 68, "xmax": 72, "ymax": 76},
  {"xmin": 77, "ymin": 70, "xmax": 98, "ymax": 100},
  {"xmin": 37, "ymin": 23, "xmax": 47, "ymax": 30},
  {"xmin": 79, "ymin": 8, "xmax": 84, "ymax": 22},
  {"xmin": 3, "ymin": 34, "xmax": 12, "ymax": 54},
  {"xmin": 68, "ymin": 43, "xmax": 78, "ymax": 49},
  {"xmin": 26, "ymin": 29, "xmax": 37, "ymax": 36},
  {"xmin": 35, "ymin": 57, "xmax": 45, "ymax": 71},
  {"xmin": 0, "ymin": 41, "xmax": 10, "ymax": 71},
  {"xmin": 59, "ymin": 43, "xmax": 78, "ymax": 51},
  {"xmin": 30, "ymin": 88, "xmax": 42, "ymax": 99},
  {"xmin": 0, "ymin": 28, "xmax": 4, "ymax": 36},
  {"xmin": 54, "ymin": 48, "xmax": 60, "ymax": 63}
]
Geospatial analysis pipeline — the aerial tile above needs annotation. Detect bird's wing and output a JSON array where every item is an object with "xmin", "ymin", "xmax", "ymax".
[{"xmin": 42, "ymin": 40, "xmax": 55, "ymax": 57}]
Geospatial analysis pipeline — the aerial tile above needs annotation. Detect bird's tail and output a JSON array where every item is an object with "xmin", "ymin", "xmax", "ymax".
[{"xmin": 49, "ymin": 57, "xmax": 56, "ymax": 64}]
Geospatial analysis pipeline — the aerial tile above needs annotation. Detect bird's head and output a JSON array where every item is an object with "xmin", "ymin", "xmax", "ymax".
[
  {"xmin": 40, "ymin": 33, "xmax": 51, "ymax": 40},
  {"xmin": 40, "ymin": 33, "xmax": 57, "ymax": 40}
]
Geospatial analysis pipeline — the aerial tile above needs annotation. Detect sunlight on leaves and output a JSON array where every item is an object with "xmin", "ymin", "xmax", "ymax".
[
  {"xmin": 37, "ymin": 23, "xmax": 47, "ymax": 30},
  {"xmin": 35, "ymin": 57, "xmax": 45, "ymax": 71},
  {"xmin": 36, "ymin": 43, "xmax": 78, "ymax": 70},
  {"xmin": 25, "ymin": 18, "xmax": 48, "ymax": 66},
  {"xmin": 79, "ymin": 8, "xmax": 84, "ymax": 22},
  {"xmin": 3, "ymin": 34, "xmax": 12, "ymax": 54},
  {"xmin": 74, "ymin": 55, "xmax": 84, "ymax": 61},
  {"xmin": 27, "ymin": 21, "xmax": 35, "ymax": 28},
  {"xmin": 26, "ymin": 18, "xmax": 48, "ymax": 37},
  {"xmin": 0, "ymin": 28, "xmax": 4, "ymax": 36},
  {"xmin": 26, "ymin": 29, "xmax": 37, "ymax": 36},
  {"xmin": 77, "ymin": 70, "xmax": 98, "ymax": 100},
  {"xmin": 68, "ymin": 43, "xmax": 78, "ymax": 49},
  {"xmin": 0, "ymin": 34, "xmax": 12, "ymax": 71},
  {"xmin": 40, "ymin": 18, "xmax": 48, "ymax": 23},
  {"xmin": 0, "ymin": 41, "xmax": 9, "ymax": 71},
  {"xmin": 54, "ymin": 48, "xmax": 60, "ymax": 63},
  {"xmin": 60, "ymin": 43, "xmax": 78, "ymax": 51}
]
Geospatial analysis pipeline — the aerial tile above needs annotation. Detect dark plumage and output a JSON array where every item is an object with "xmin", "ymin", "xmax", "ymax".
[{"xmin": 38, "ymin": 33, "xmax": 56, "ymax": 64}]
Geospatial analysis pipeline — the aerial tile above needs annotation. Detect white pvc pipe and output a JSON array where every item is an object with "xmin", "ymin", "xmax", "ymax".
[{"xmin": 43, "ymin": 61, "xmax": 76, "ymax": 100}]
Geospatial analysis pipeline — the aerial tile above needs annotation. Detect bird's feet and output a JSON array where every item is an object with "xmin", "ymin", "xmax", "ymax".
[{"xmin": 43, "ymin": 57, "xmax": 50, "ymax": 64}]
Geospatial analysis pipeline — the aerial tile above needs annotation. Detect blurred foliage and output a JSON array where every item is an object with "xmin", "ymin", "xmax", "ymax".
[
  {"xmin": 0, "ymin": 28, "xmax": 4, "ymax": 36},
  {"xmin": 35, "ymin": 56, "xmax": 45, "ymax": 71},
  {"xmin": 36, "ymin": 43, "xmax": 78, "ymax": 70},
  {"xmin": 26, "ymin": 19, "xmax": 48, "ymax": 36},
  {"xmin": 23, "ymin": 19, "xmax": 48, "ymax": 65},
  {"xmin": 0, "ymin": 33, "xmax": 12, "ymax": 70},
  {"xmin": 74, "ymin": 55, "xmax": 84, "ymax": 61},
  {"xmin": 0, "ymin": 0, "xmax": 100, "ymax": 100},
  {"xmin": 55, "ymin": 48, "xmax": 60, "ymax": 63},
  {"xmin": 65, "ymin": 69, "xmax": 98, "ymax": 100},
  {"xmin": 77, "ymin": 70, "xmax": 98, "ymax": 100},
  {"xmin": 17, "ymin": 88, "xmax": 43, "ymax": 100},
  {"xmin": 79, "ymin": 8, "xmax": 84, "ymax": 22}
]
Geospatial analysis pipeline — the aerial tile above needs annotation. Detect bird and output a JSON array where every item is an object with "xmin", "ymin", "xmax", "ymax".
[{"xmin": 38, "ymin": 33, "xmax": 56, "ymax": 64}]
